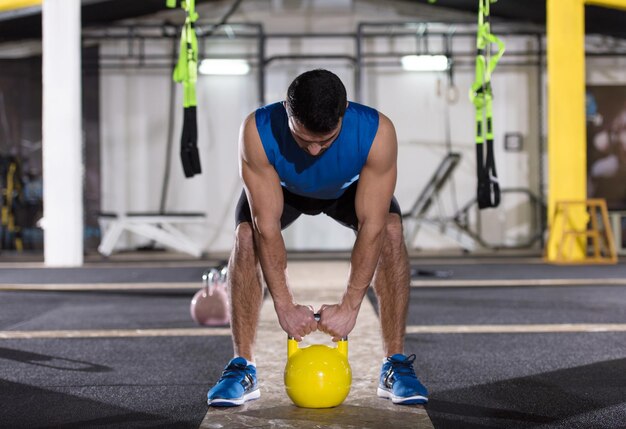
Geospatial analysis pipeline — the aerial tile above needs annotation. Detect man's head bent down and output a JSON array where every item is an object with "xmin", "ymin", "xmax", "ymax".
[{"xmin": 285, "ymin": 69, "xmax": 348, "ymax": 156}]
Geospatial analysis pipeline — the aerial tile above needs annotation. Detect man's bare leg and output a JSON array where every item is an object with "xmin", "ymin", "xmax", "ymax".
[
  {"xmin": 228, "ymin": 222, "xmax": 264, "ymax": 362},
  {"xmin": 371, "ymin": 213, "xmax": 410, "ymax": 357},
  {"xmin": 372, "ymin": 216, "xmax": 428, "ymax": 405}
]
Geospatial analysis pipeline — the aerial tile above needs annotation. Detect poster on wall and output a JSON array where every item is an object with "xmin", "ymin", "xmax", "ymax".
[{"xmin": 586, "ymin": 85, "xmax": 626, "ymax": 211}]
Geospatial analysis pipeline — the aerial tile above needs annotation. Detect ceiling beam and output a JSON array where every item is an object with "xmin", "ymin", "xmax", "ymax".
[
  {"xmin": 0, "ymin": 0, "xmax": 41, "ymax": 12},
  {"xmin": 585, "ymin": 0, "xmax": 626, "ymax": 9}
]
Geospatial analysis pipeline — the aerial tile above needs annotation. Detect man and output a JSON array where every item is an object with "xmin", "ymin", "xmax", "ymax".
[{"xmin": 207, "ymin": 69, "xmax": 428, "ymax": 407}]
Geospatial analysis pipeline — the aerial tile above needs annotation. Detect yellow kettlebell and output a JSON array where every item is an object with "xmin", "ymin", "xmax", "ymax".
[{"xmin": 284, "ymin": 314, "xmax": 352, "ymax": 408}]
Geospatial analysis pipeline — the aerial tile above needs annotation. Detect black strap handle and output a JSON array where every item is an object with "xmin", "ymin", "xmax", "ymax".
[
  {"xmin": 180, "ymin": 106, "xmax": 201, "ymax": 178},
  {"xmin": 476, "ymin": 140, "xmax": 500, "ymax": 209}
]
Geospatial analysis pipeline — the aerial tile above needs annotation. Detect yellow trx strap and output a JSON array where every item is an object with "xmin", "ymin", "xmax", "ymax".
[
  {"xmin": 167, "ymin": 0, "xmax": 202, "ymax": 178},
  {"xmin": 470, "ymin": 0, "xmax": 505, "ymax": 209}
]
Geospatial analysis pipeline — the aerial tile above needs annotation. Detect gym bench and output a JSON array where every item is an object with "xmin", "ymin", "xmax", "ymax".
[{"xmin": 98, "ymin": 212, "xmax": 207, "ymax": 258}]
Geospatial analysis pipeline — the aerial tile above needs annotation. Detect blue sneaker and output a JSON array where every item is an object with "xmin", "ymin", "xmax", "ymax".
[
  {"xmin": 207, "ymin": 357, "xmax": 260, "ymax": 407},
  {"xmin": 377, "ymin": 354, "xmax": 428, "ymax": 405}
]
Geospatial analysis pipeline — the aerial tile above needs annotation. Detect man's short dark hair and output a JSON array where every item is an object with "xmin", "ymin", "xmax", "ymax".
[{"xmin": 285, "ymin": 69, "xmax": 347, "ymax": 134}]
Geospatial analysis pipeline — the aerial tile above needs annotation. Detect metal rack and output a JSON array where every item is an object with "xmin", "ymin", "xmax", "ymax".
[{"xmin": 78, "ymin": 20, "xmax": 626, "ymax": 251}]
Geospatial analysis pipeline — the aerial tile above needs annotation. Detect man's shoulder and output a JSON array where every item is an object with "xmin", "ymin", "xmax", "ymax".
[
  {"xmin": 255, "ymin": 101, "xmax": 285, "ymax": 115},
  {"xmin": 241, "ymin": 111, "xmax": 256, "ymax": 132},
  {"xmin": 249, "ymin": 102, "xmax": 287, "ymax": 129},
  {"xmin": 242, "ymin": 102, "xmax": 280, "ymax": 128},
  {"xmin": 376, "ymin": 112, "xmax": 394, "ymax": 129},
  {"xmin": 347, "ymin": 101, "xmax": 378, "ymax": 113},
  {"xmin": 346, "ymin": 102, "xmax": 384, "ymax": 125}
]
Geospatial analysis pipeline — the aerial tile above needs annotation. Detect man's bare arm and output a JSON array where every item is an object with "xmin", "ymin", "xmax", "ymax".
[
  {"xmin": 318, "ymin": 113, "xmax": 398, "ymax": 340},
  {"xmin": 239, "ymin": 113, "xmax": 317, "ymax": 341}
]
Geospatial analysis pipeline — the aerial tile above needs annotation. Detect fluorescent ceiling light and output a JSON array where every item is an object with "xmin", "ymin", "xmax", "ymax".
[
  {"xmin": 401, "ymin": 55, "xmax": 449, "ymax": 72},
  {"xmin": 199, "ymin": 59, "xmax": 250, "ymax": 75}
]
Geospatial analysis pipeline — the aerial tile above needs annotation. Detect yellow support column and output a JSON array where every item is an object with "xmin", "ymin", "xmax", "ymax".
[
  {"xmin": 546, "ymin": 0, "xmax": 626, "ymax": 262},
  {"xmin": 546, "ymin": 0, "xmax": 587, "ymax": 261}
]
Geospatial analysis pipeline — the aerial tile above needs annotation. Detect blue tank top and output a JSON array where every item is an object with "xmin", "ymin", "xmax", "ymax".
[{"xmin": 255, "ymin": 101, "xmax": 379, "ymax": 199}]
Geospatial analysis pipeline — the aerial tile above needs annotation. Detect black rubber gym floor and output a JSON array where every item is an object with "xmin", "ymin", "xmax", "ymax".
[
  {"xmin": 0, "ymin": 336, "xmax": 231, "ymax": 429},
  {"xmin": 1, "ymin": 261, "xmax": 626, "ymax": 428},
  {"xmin": 369, "ymin": 282, "xmax": 626, "ymax": 428},
  {"xmin": 0, "ymin": 291, "xmax": 202, "ymax": 330},
  {"xmin": 0, "ymin": 288, "xmax": 231, "ymax": 429},
  {"xmin": 0, "ymin": 266, "xmax": 209, "ymax": 284},
  {"xmin": 412, "ymin": 333, "xmax": 626, "ymax": 429},
  {"xmin": 404, "ymin": 286, "xmax": 626, "ymax": 325}
]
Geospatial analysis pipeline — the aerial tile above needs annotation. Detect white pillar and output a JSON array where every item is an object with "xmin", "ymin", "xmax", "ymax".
[{"xmin": 42, "ymin": 0, "xmax": 83, "ymax": 266}]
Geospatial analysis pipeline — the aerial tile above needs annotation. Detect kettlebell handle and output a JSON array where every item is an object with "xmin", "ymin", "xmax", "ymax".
[
  {"xmin": 313, "ymin": 313, "xmax": 348, "ymax": 341},
  {"xmin": 287, "ymin": 313, "xmax": 348, "ymax": 342},
  {"xmin": 201, "ymin": 268, "xmax": 219, "ymax": 296}
]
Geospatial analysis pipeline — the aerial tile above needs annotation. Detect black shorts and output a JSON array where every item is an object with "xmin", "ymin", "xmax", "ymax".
[{"xmin": 235, "ymin": 180, "xmax": 402, "ymax": 231}]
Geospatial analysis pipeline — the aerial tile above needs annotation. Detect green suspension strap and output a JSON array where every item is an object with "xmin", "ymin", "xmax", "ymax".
[
  {"xmin": 470, "ymin": 0, "xmax": 504, "ymax": 209},
  {"xmin": 167, "ymin": 0, "xmax": 202, "ymax": 178}
]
